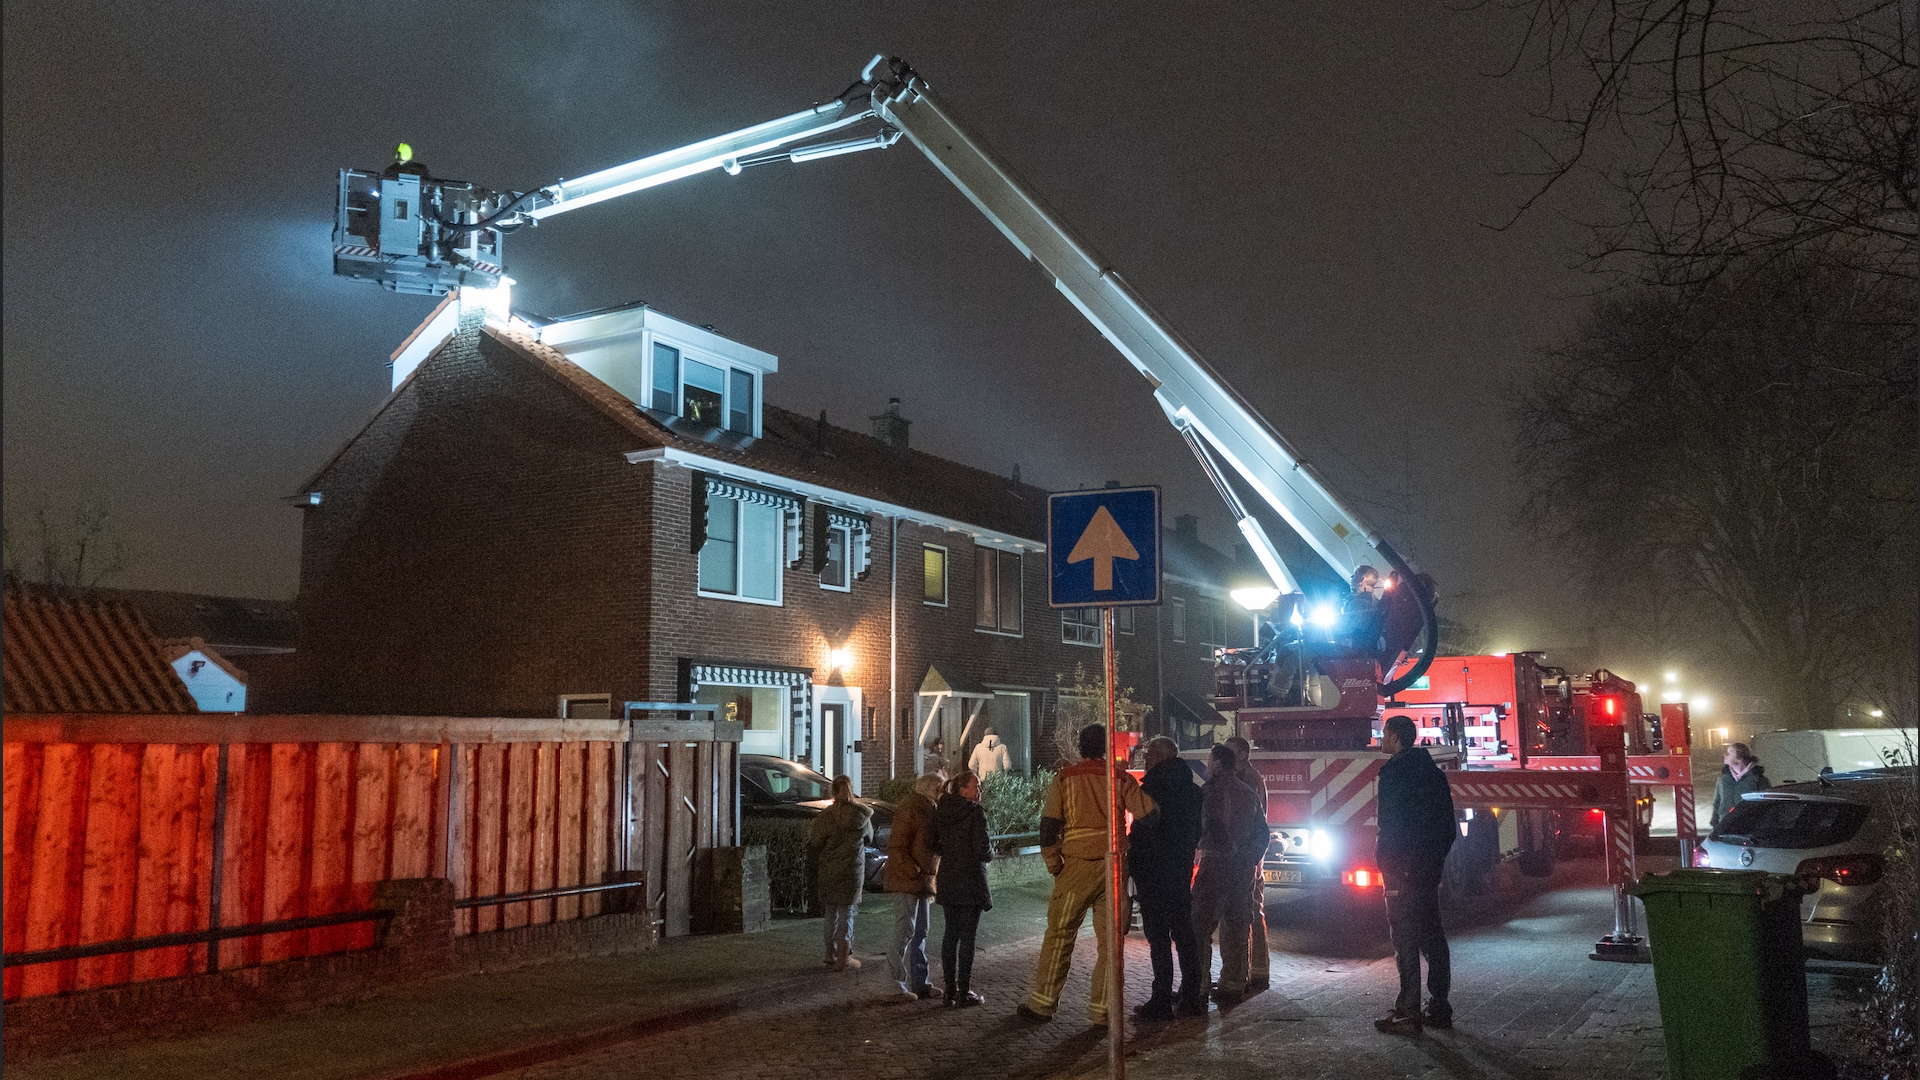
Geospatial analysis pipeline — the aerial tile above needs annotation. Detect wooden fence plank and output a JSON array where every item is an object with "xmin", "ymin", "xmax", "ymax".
[
  {"xmin": 308, "ymin": 742, "xmax": 356, "ymax": 954},
  {"xmin": 4, "ymin": 742, "xmax": 45, "ymax": 1001},
  {"xmin": 472, "ymin": 745, "xmax": 504, "ymax": 934},
  {"xmin": 74, "ymin": 744, "xmax": 141, "ymax": 989},
  {"xmin": 641, "ymin": 743, "xmax": 666, "ymax": 931},
  {"xmin": 451, "ymin": 744, "xmax": 476, "ymax": 936},
  {"xmin": 128, "ymin": 743, "xmax": 181, "ymax": 984},
  {"xmin": 581, "ymin": 741, "xmax": 609, "ymax": 918},
  {"xmin": 391, "ymin": 743, "xmax": 433, "ymax": 879},
  {"xmin": 501, "ymin": 743, "xmax": 534, "ymax": 930},
  {"xmin": 530, "ymin": 742, "xmax": 557, "ymax": 925},
  {"xmin": 260, "ymin": 743, "xmax": 313, "ymax": 962},
  {"xmin": 216, "ymin": 744, "xmax": 254, "ymax": 970},
  {"xmin": 238, "ymin": 743, "xmax": 273, "ymax": 966},
  {"xmin": 22, "ymin": 743, "xmax": 89, "ymax": 996},
  {"xmin": 554, "ymin": 743, "xmax": 584, "ymax": 922},
  {"xmin": 427, "ymin": 743, "xmax": 451, "ymax": 884},
  {"xmin": 665, "ymin": 742, "xmax": 695, "ymax": 938},
  {"xmin": 347, "ymin": 743, "xmax": 393, "ymax": 951},
  {"xmin": 152, "ymin": 746, "xmax": 205, "ymax": 979},
  {"xmin": 189, "ymin": 744, "xmax": 217, "ymax": 974}
]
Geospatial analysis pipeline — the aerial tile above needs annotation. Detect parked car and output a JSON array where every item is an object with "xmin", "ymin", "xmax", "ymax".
[
  {"xmin": 1698, "ymin": 770, "xmax": 1908, "ymax": 961},
  {"xmin": 740, "ymin": 754, "xmax": 894, "ymax": 893}
]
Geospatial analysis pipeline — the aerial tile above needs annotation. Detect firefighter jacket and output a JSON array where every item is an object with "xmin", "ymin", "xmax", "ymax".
[
  {"xmin": 1039, "ymin": 758, "xmax": 1156, "ymax": 873},
  {"xmin": 1375, "ymin": 746, "xmax": 1457, "ymax": 884}
]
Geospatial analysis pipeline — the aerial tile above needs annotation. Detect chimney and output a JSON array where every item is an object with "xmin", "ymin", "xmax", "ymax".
[
  {"xmin": 870, "ymin": 398, "xmax": 911, "ymax": 450},
  {"xmin": 1174, "ymin": 514, "xmax": 1200, "ymax": 543}
]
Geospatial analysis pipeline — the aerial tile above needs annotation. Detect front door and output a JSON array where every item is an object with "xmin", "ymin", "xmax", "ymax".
[{"xmin": 816, "ymin": 688, "xmax": 863, "ymax": 793}]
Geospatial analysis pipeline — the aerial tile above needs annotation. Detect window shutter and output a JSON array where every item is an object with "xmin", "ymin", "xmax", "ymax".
[{"xmin": 690, "ymin": 472, "xmax": 709, "ymax": 554}]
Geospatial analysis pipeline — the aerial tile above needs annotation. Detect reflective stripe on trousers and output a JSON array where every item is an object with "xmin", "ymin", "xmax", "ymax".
[{"xmin": 1024, "ymin": 856, "xmax": 1114, "ymax": 1021}]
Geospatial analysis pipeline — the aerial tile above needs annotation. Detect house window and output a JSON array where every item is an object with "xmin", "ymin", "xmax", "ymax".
[
  {"xmin": 558, "ymin": 694, "xmax": 611, "ymax": 720},
  {"xmin": 820, "ymin": 523, "xmax": 850, "ymax": 591},
  {"xmin": 923, "ymin": 545, "xmax": 948, "ymax": 606},
  {"xmin": 1170, "ymin": 597, "xmax": 1187, "ymax": 642},
  {"xmin": 974, "ymin": 546, "xmax": 1022, "ymax": 635},
  {"xmin": 1061, "ymin": 608, "xmax": 1102, "ymax": 647},
  {"xmin": 699, "ymin": 495, "xmax": 783, "ymax": 603},
  {"xmin": 651, "ymin": 341, "xmax": 756, "ymax": 435},
  {"xmin": 1196, "ymin": 598, "xmax": 1223, "ymax": 644},
  {"xmin": 1117, "ymin": 607, "xmax": 1135, "ymax": 635},
  {"xmin": 683, "ymin": 359, "xmax": 726, "ymax": 425},
  {"xmin": 651, "ymin": 343, "xmax": 678, "ymax": 412}
]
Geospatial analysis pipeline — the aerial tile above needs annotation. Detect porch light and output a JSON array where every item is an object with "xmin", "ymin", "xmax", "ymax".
[{"xmin": 829, "ymin": 647, "xmax": 854, "ymax": 673}]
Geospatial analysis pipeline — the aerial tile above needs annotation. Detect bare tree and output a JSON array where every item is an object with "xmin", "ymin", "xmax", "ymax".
[
  {"xmin": 1499, "ymin": 0, "xmax": 1916, "ymax": 284},
  {"xmin": 1511, "ymin": 256, "xmax": 1916, "ymax": 727},
  {"xmin": 2, "ymin": 497, "xmax": 132, "ymax": 594}
]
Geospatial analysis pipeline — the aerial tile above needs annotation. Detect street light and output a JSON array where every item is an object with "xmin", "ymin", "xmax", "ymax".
[{"xmin": 1231, "ymin": 586, "xmax": 1280, "ymax": 648}]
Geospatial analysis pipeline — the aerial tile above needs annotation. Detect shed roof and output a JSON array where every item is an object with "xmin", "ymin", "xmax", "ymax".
[{"xmin": 2, "ymin": 589, "xmax": 199, "ymax": 714}]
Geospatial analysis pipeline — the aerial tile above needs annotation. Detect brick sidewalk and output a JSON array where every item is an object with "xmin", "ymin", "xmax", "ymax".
[{"xmin": 9, "ymin": 864, "xmax": 1867, "ymax": 1080}]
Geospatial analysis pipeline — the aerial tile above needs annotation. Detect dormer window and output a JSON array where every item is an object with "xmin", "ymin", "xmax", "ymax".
[{"xmin": 651, "ymin": 342, "xmax": 756, "ymax": 435}]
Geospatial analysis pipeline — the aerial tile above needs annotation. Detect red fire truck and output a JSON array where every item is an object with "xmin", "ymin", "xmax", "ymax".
[{"xmin": 1213, "ymin": 644, "xmax": 1687, "ymax": 944}]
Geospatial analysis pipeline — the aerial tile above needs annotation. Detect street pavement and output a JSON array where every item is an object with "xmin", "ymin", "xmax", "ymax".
[{"xmin": 11, "ymin": 859, "xmax": 1867, "ymax": 1080}]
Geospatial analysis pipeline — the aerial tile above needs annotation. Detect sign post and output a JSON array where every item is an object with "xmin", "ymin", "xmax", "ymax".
[{"xmin": 1048, "ymin": 486, "xmax": 1159, "ymax": 1078}]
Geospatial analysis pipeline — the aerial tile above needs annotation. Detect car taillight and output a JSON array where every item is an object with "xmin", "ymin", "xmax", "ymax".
[
  {"xmin": 1342, "ymin": 868, "xmax": 1381, "ymax": 888},
  {"xmin": 1795, "ymin": 854, "xmax": 1884, "ymax": 887},
  {"xmin": 1692, "ymin": 845, "xmax": 1711, "ymax": 867}
]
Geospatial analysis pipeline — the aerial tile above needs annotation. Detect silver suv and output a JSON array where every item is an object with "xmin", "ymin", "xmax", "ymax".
[{"xmin": 1698, "ymin": 770, "xmax": 1908, "ymax": 961}]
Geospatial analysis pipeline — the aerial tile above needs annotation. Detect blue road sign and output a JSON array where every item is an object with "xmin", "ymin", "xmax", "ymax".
[{"xmin": 1048, "ymin": 486, "xmax": 1160, "ymax": 609}]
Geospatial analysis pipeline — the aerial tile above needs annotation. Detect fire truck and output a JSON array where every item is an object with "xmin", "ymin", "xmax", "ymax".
[
  {"xmin": 329, "ymin": 54, "xmax": 1682, "ymax": 954},
  {"xmin": 1213, "ymin": 641, "xmax": 1693, "ymax": 953}
]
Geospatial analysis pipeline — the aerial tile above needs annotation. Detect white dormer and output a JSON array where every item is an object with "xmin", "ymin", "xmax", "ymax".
[{"xmin": 536, "ymin": 304, "xmax": 777, "ymax": 438}]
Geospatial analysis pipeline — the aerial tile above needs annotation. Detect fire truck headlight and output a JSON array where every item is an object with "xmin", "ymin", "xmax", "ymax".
[{"xmin": 1309, "ymin": 829, "xmax": 1333, "ymax": 859}]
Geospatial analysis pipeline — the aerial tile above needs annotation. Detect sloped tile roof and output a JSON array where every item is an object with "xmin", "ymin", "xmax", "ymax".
[
  {"xmin": 96, "ymin": 588, "xmax": 295, "ymax": 655},
  {"xmin": 484, "ymin": 321, "xmax": 1050, "ymax": 540},
  {"xmin": 3, "ymin": 589, "xmax": 199, "ymax": 713}
]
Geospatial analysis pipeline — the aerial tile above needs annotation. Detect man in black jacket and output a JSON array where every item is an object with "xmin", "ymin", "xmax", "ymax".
[
  {"xmin": 1373, "ymin": 714, "xmax": 1457, "ymax": 1034},
  {"xmin": 1128, "ymin": 737, "xmax": 1206, "ymax": 1020}
]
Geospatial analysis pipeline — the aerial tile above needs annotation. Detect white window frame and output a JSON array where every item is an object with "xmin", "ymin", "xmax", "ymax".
[
  {"xmin": 1170, "ymin": 597, "xmax": 1187, "ymax": 642},
  {"xmin": 922, "ymin": 543, "xmax": 949, "ymax": 607},
  {"xmin": 819, "ymin": 522, "xmax": 852, "ymax": 592},
  {"xmin": 1061, "ymin": 607, "xmax": 1103, "ymax": 648},
  {"xmin": 973, "ymin": 545, "xmax": 1024, "ymax": 638},
  {"xmin": 558, "ymin": 693, "xmax": 613, "ymax": 719},
  {"xmin": 1117, "ymin": 607, "xmax": 1135, "ymax": 635},
  {"xmin": 648, "ymin": 336, "xmax": 761, "ymax": 437},
  {"xmin": 698, "ymin": 495, "xmax": 785, "ymax": 607}
]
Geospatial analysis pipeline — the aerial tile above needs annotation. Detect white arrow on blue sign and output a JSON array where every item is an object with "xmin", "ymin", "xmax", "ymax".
[{"xmin": 1048, "ymin": 486, "xmax": 1161, "ymax": 609}]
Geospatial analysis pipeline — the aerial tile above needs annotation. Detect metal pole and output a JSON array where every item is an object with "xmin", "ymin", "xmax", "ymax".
[
  {"xmin": 206, "ymin": 743, "xmax": 229, "ymax": 972},
  {"xmin": 1104, "ymin": 605, "xmax": 1124, "ymax": 1079}
]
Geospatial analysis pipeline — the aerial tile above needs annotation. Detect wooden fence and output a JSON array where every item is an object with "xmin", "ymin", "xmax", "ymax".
[{"xmin": 2, "ymin": 714, "xmax": 738, "ymax": 1001}]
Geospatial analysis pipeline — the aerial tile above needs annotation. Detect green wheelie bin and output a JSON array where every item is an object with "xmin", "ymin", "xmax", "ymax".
[{"xmin": 1629, "ymin": 869, "xmax": 1832, "ymax": 1080}]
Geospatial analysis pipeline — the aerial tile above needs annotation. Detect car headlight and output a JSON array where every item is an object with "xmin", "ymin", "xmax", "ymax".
[{"xmin": 1310, "ymin": 829, "xmax": 1333, "ymax": 859}]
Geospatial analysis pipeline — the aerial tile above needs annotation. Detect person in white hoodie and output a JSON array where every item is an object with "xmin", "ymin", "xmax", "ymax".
[{"xmin": 969, "ymin": 728, "xmax": 1013, "ymax": 776}]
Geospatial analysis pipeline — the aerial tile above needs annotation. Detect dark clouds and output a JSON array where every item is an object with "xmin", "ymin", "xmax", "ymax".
[{"xmin": 4, "ymin": 1, "xmax": 1601, "ymax": 649}]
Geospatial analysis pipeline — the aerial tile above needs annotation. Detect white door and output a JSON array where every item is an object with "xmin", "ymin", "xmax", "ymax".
[{"xmin": 816, "ymin": 687, "xmax": 863, "ymax": 794}]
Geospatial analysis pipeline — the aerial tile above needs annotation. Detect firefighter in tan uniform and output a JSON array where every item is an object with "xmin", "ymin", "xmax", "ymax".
[{"xmin": 1016, "ymin": 723, "xmax": 1157, "ymax": 1025}]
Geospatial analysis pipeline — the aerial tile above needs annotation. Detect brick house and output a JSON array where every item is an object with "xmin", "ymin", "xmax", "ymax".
[{"xmin": 283, "ymin": 292, "xmax": 1256, "ymax": 792}]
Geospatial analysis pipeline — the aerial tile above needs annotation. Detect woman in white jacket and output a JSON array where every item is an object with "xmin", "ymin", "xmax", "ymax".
[{"xmin": 969, "ymin": 728, "xmax": 1012, "ymax": 776}]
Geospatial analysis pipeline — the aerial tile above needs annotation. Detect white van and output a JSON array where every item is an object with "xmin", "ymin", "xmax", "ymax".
[{"xmin": 1750, "ymin": 728, "xmax": 1917, "ymax": 784}]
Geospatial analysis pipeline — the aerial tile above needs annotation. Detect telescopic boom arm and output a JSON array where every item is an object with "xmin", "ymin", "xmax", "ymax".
[{"xmin": 334, "ymin": 55, "xmax": 1439, "ymax": 688}]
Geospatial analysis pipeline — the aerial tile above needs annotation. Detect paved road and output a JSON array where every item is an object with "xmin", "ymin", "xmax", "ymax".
[{"xmin": 487, "ymin": 863, "xmax": 1860, "ymax": 1080}]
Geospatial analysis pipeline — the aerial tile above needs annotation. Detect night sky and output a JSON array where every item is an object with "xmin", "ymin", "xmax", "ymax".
[{"xmin": 4, "ymin": 2, "xmax": 1607, "ymax": 653}]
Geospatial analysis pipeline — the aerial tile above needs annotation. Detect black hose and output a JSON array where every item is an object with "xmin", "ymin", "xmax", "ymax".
[{"xmin": 1375, "ymin": 540, "xmax": 1438, "ymax": 696}]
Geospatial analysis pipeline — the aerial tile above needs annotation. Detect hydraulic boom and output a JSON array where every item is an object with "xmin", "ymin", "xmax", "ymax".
[{"xmin": 332, "ymin": 55, "xmax": 1439, "ymax": 693}]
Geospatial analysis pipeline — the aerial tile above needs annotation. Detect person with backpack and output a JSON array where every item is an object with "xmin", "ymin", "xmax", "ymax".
[{"xmin": 1190, "ymin": 743, "xmax": 1265, "ymax": 1006}]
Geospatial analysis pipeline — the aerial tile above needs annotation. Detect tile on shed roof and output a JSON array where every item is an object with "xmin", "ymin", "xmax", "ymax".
[{"xmin": 2, "ymin": 588, "xmax": 199, "ymax": 714}]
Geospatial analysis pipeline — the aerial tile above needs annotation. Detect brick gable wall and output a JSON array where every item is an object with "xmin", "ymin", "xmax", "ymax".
[{"xmin": 282, "ymin": 314, "xmax": 1229, "ymax": 792}]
